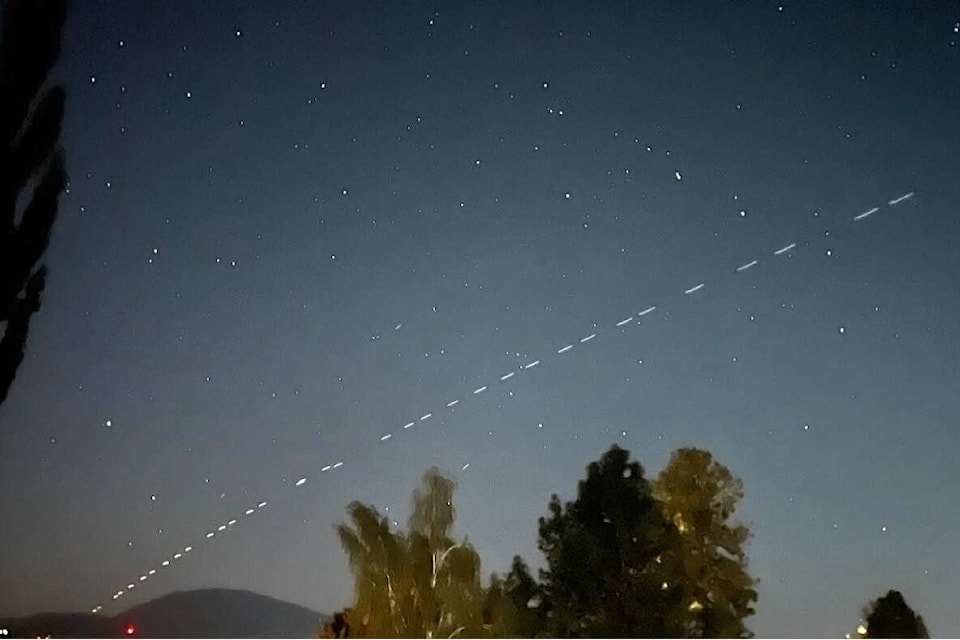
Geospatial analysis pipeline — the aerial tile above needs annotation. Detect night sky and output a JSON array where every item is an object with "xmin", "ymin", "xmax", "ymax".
[{"xmin": 1, "ymin": 1, "xmax": 959, "ymax": 637}]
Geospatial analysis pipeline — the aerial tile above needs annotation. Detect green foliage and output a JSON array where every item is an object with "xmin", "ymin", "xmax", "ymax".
[
  {"xmin": 335, "ymin": 468, "xmax": 507, "ymax": 638},
  {"xmin": 0, "ymin": 0, "xmax": 68, "ymax": 406},
  {"xmin": 335, "ymin": 447, "xmax": 759, "ymax": 638},
  {"xmin": 862, "ymin": 590, "xmax": 929, "ymax": 638},
  {"xmin": 653, "ymin": 448, "xmax": 757, "ymax": 638},
  {"xmin": 537, "ymin": 444, "xmax": 680, "ymax": 637}
]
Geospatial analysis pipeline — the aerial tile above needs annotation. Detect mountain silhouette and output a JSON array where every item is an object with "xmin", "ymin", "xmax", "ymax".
[{"xmin": 0, "ymin": 588, "xmax": 326, "ymax": 638}]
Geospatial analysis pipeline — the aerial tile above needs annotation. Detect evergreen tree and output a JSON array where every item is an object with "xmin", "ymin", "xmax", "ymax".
[
  {"xmin": 862, "ymin": 590, "xmax": 929, "ymax": 638},
  {"xmin": 653, "ymin": 448, "xmax": 758, "ymax": 638},
  {"xmin": 0, "ymin": 0, "xmax": 68, "ymax": 406},
  {"xmin": 537, "ymin": 445, "xmax": 679, "ymax": 637}
]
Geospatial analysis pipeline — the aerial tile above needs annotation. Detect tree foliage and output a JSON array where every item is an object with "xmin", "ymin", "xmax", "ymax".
[
  {"xmin": 653, "ymin": 448, "xmax": 757, "ymax": 638},
  {"xmin": 0, "ymin": 0, "xmax": 68, "ymax": 407},
  {"xmin": 335, "ymin": 468, "xmax": 505, "ymax": 638},
  {"xmin": 862, "ymin": 590, "xmax": 929, "ymax": 639},
  {"xmin": 537, "ymin": 444, "xmax": 680, "ymax": 637}
]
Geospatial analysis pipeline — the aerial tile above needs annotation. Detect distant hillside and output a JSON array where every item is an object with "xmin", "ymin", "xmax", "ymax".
[{"xmin": 0, "ymin": 588, "xmax": 326, "ymax": 638}]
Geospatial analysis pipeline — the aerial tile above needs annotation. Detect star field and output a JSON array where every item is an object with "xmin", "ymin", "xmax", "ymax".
[{"xmin": 1, "ymin": 1, "xmax": 959, "ymax": 637}]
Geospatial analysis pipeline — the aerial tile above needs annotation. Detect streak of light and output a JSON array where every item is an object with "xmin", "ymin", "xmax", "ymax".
[
  {"xmin": 580, "ymin": 333, "xmax": 596, "ymax": 343},
  {"xmin": 637, "ymin": 305, "xmax": 656, "ymax": 316},
  {"xmin": 380, "ymin": 434, "xmax": 392, "ymax": 441},
  {"xmin": 616, "ymin": 316, "xmax": 633, "ymax": 327},
  {"xmin": 474, "ymin": 386, "xmax": 487, "ymax": 394},
  {"xmin": 295, "ymin": 477, "xmax": 308, "ymax": 485},
  {"xmin": 500, "ymin": 372, "xmax": 515, "ymax": 381},
  {"xmin": 854, "ymin": 207, "xmax": 878, "ymax": 221},
  {"xmin": 557, "ymin": 344, "xmax": 573, "ymax": 353},
  {"xmin": 774, "ymin": 242, "xmax": 796, "ymax": 255},
  {"xmin": 887, "ymin": 191, "xmax": 914, "ymax": 205},
  {"xmin": 524, "ymin": 360, "xmax": 540, "ymax": 369},
  {"xmin": 736, "ymin": 260, "xmax": 758, "ymax": 272},
  {"xmin": 684, "ymin": 283, "xmax": 705, "ymax": 294}
]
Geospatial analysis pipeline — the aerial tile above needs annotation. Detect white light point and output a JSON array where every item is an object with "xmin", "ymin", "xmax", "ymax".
[
  {"xmin": 675, "ymin": 171, "xmax": 682, "ymax": 181},
  {"xmin": 257, "ymin": 501, "xmax": 268, "ymax": 508},
  {"xmin": 462, "ymin": 463, "xmax": 470, "ymax": 471},
  {"xmin": 245, "ymin": 507, "xmax": 256, "ymax": 514},
  {"xmin": 332, "ymin": 462, "xmax": 343, "ymax": 469},
  {"xmin": 228, "ymin": 519, "xmax": 237, "ymax": 526},
  {"xmin": 296, "ymin": 477, "xmax": 308, "ymax": 485}
]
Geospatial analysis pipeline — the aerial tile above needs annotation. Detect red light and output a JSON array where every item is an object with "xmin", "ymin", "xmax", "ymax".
[{"xmin": 125, "ymin": 624, "xmax": 135, "ymax": 636}]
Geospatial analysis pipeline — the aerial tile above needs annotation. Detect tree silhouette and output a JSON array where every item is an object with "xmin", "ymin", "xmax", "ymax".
[
  {"xmin": 653, "ymin": 448, "xmax": 758, "ymax": 638},
  {"xmin": 335, "ymin": 468, "xmax": 503, "ymax": 638},
  {"xmin": 502, "ymin": 556, "xmax": 545, "ymax": 637},
  {"xmin": 861, "ymin": 590, "xmax": 929, "ymax": 638},
  {"xmin": 0, "ymin": 0, "xmax": 68, "ymax": 406},
  {"xmin": 537, "ymin": 444, "xmax": 680, "ymax": 637}
]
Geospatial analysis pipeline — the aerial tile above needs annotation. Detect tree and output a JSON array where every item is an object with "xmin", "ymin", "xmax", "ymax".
[
  {"xmin": 653, "ymin": 448, "xmax": 758, "ymax": 638},
  {"xmin": 335, "ymin": 468, "xmax": 504, "ymax": 638},
  {"xmin": 319, "ymin": 610, "xmax": 353, "ymax": 638},
  {"xmin": 537, "ymin": 444, "xmax": 680, "ymax": 637},
  {"xmin": 861, "ymin": 590, "xmax": 929, "ymax": 638},
  {"xmin": 0, "ymin": 0, "xmax": 68, "ymax": 407}
]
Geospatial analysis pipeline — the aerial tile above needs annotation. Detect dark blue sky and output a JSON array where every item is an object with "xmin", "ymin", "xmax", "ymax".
[{"xmin": 1, "ymin": 1, "xmax": 958, "ymax": 636}]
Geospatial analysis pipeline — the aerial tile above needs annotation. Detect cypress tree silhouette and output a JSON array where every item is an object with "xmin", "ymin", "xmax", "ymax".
[
  {"xmin": 862, "ymin": 590, "xmax": 929, "ymax": 639},
  {"xmin": 0, "ymin": 0, "xmax": 68, "ymax": 406}
]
